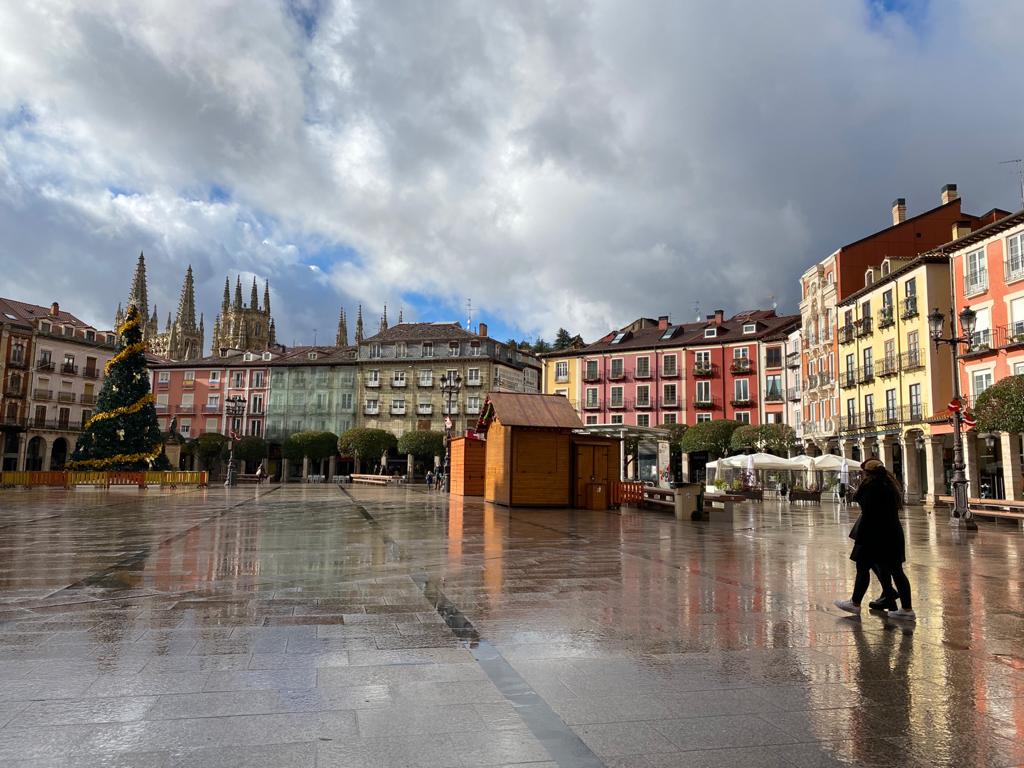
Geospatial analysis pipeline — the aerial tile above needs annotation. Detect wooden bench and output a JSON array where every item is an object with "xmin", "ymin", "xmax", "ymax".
[
  {"xmin": 350, "ymin": 474, "xmax": 394, "ymax": 486},
  {"xmin": 936, "ymin": 495, "xmax": 1024, "ymax": 526},
  {"xmin": 700, "ymin": 493, "xmax": 744, "ymax": 522},
  {"xmin": 643, "ymin": 487, "xmax": 677, "ymax": 510}
]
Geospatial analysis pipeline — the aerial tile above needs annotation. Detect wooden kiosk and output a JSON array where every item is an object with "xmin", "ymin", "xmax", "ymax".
[
  {"xmin": 448, "ymin": 435, "xmax": 486, "ymax": 496},
  {"xmin": 478, "ymin": 393, "xmax": 619, "ymax": 509}
]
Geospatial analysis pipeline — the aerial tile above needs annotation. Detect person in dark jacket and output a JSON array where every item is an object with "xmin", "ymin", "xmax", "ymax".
[{"xmin": 835, "ymin": 458, "xmax": 915, "ymax": 621}]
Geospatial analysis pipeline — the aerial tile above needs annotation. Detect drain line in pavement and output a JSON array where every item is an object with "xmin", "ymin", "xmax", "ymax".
[{"xmin": 338, "ymin": 486, "xmax": 606, "ymax": 768}]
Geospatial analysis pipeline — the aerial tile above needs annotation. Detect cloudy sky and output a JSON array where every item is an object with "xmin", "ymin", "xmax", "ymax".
[{"xmin": 1, "ymin": 1, "xmax": 1021, "ymax": 347}]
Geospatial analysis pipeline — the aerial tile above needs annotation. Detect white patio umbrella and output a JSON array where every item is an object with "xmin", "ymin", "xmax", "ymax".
[
  {"xmin": 812, "ymin": 454, "xmax": 860, "ymax": 471},
  {"xmin": 840, "ymin": 459, "xmax": 851, "ymax": 486}
]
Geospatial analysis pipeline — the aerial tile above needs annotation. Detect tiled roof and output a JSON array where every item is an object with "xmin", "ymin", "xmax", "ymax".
[
  {"xmin": 488, "ymin": 392, "xmax": 583, "ymax": 429},
  {"xmin": 269, "ymin": 346, "xmax": 358, "ymax": 366},
  {"xmin": 362, "ymin": 322, "xmax": 480, "ymax": 343},
  {"xmin": 0, "ymin": 297, "xmax": 93, "ymax": 329}
]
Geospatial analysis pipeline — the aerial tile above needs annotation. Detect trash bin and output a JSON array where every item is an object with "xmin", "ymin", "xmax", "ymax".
[{"xmin": 672, "ymin": 483, "xmax": 702, "ymax": 520}]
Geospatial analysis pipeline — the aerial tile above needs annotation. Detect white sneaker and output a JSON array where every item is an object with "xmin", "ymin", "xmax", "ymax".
[
  {"xmin": 834, "ymin": 599, "xmax": 861, "ymax": 615},
  {"xmin": 887, "ymin": 608, "xmax": 916, "ymax": 621}
]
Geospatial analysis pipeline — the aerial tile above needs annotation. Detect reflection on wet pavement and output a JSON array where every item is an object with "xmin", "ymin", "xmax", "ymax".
[{"xmin": 0, "ymin": 484, "xmax": 1022, "ymax": 767}]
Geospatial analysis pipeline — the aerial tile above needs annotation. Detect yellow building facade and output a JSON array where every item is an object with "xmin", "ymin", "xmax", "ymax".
[
  {"xmin": 540, "ymin": 352, "xmax": 582, "ymax": 411},
  {"xmin": 836, "ymin": 254, "xmax": 955, "ymax": 502}
]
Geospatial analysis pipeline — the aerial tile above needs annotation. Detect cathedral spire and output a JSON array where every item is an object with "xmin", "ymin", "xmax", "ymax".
[
  {"xmin": 336, "ymin": 307, "xmax": 348, "ymax": 346},
  {"xmin": 250, "ymin": 277, "xmax": 259, "ymax": 310},
  {"xmin": 263, "ymin": 280, "xmax": 270, "ymax": 315},
  {"xmin": 198, "ymin": 313, "xmax": 205, "ymax": 357},
  {"xmin": 355, "ymin": 305, "xmax": 364, "ymax": 345},
  {"xmin": 398, "ymin": 307, "xmax": 404, "ymax": 324},
  {"xmin": 380, "ymin": 304, "xmax": 389, "ymax": 332},
  {"xmin": 234, "ymin": 276, "xmax": 243, "ymax": 310},
  {"xmin": 175, "ymin": 265, "xmax": 197, "ymax": 332},
  {"xmin": 165, "ymin": 311, "xmax": 172, "ymax": 333},
  {"xmin": 127, "ymin": 251, "xmax": 150, "ymax": 330},
  {"xmin": 222, "ymin": 276, "xmax": 230, "ymax": 311}
]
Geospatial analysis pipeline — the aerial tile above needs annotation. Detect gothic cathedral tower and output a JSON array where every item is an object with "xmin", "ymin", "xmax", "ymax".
[
  {"xmin": 115, "ymin": 253, "xmax": 203, "ymax": 361},
  {"xmin": 210, "ymin": 275, "xmax": 277, "ymax": 354}
]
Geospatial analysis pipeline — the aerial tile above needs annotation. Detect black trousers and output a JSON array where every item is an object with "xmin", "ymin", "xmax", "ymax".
[{"xmin": 853, "ymin": 561, "xmax": 912, "ymax": 609}]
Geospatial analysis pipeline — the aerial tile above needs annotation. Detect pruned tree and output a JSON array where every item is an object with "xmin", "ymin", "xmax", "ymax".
[
  {"xmin": 338, "ymin": 428, "xmax": 397, "ymax": 470},
  {"xmin": 284, "ymin": 431, "xmax": 339, "ymax": 473},
  {"xmin": 975, "ymin": 375, "xmax": 1024, "ymax": 434},
  {"xmin": 397, "ymin": 430, "xmax": 445, "ymax": 460},
  {"xmin": 194, "ymin": 433, "xmax": 228, "ymax": 474},
  {"xmin": 680, "ymin": 419, "xmax": 741, "ymax": 459},
  {"xmin": 233, "ymin": 436, "xmax": 268, "ymax": 470}
]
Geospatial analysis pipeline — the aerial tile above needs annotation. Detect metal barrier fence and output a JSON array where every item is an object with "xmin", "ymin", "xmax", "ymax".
[
  {"xmin": 611, "ymin": 481, "xmax": 645, "ymax": 506},
  {"xmin": 0, "ymin": 471, "xmax": 208, "ymax": 488}
]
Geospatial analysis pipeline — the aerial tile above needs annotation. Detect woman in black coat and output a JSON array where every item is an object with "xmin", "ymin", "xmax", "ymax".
[{"xmin": 835, "ymin": 458, "xmax": 915, "ymax": 621}]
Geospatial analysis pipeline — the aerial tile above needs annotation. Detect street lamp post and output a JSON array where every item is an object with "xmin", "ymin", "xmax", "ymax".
[
  {"xmin": 439, "ymin": 372, "xmax": 462, "ymax": 493},
  {"xmin": 224, "ymin": 395, "xmax": 246, "ymax": 487},
  {"xmin": 927, "ymin": 304, "xmax": 978, "ymax": 530}
]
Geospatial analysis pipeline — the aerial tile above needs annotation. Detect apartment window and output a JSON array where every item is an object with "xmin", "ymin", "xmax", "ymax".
[
  {"xmin": 340, "ymin": 393, "xmax": 353, "ymax": 410},
  {"xmin": 367, "ymin": 369, "xmax": 380, "ymax": 385},
  {"xmin": 183, "ymin": 370, "xmax": 195, "ymax": 382},
  {"xmin": 735, "ymin": 412, "xmax": 750, "ymax": 424},
  {"xmin": 907, "ymin": 330, "xmax": 920, "ymax": 366},
  {"xmin": 158, "ymin": 371, "xmax": 170, "ymax": 384},
  {"xmin": 369, "ymin": 343, "xmax": 382, "ymax": 359},
  {"xmin": 765, "ymin": 374, "xmax": 781, "ymax": 399},
  {"xmin": 396, "ymin": 342, "xmax": 407, "ymax": 358},
  {"xmin": 251, "ymin": 371, "xmax": 265, "ymax": 388},
  {"xmin": 610, "ymin": 386, "xmax": 624, "ymax": 407},
  {"xmin": 205, "ymin": 418, "xmax": 218, "ymax": 432},
  {"xmin": 864, "ymin": 394, "xmax": 875, "ymax": 425},
  {"xmin": 208, "ymin": 371, "xmax": 220, "ymax": 383},
  {"xmin": 662, "ymin": 383, "xmax": 677, "ymax": 405},
  {"xmin": 696, "ymin": 380, "xmax": 711, "ymax": 403},
  {"xmin": 422, "ymin": 343, "xmax": 434, "ymax": 357},
  {"xmin": 393, "ymin": 370, "xmax": 407, "ymax": 386},
  {"xmin": 964, "ymin": 248, "xmax": 988, "ymax": 296},
  {"xmin": 11, "ymin": 342, "xmax": 24, "ymax": 363},
  {"xmin": 156, "ymin": 394, "xmax": 169, "ymax": 409},
  {"xmin": 365, "ymin": 398, "xmax": 379, "ymax": 411},
  {"xmin": 860, "ymin": 300, "xmax": 871, "ymax": 321},
  {"xmin": 231, "ymin": 371, "xmax": 245, "ymax": 387},
  {"xmin": 847, "ymin": 398, "xmax": 856, "ymax": 425},
  {"xmin": 972, "ymin": 370, "xmax": 993, "ymax": 397},
  {"xmin": 449, "ymin": 342, "xmax": 460, "ymax": 356},
  {"xmin": 418, "ymin": 369, "xmax": 433, "ymax": 386},
  {"xmin": 585, "ymin": 359, "xmax": 598, "ymax": 379},
  {"xmin": 908, "ymin": 383, "xmax": 922, "ymax": 420},
  {"xmin": 206, "ymin": 394, "xmax": 220, "ymax": 409},
  {"xmin": 637, "ymin": 414, "xmax": 650, "ymax": 427},
  {"xmin": 742, "ymin": 323, "xmax": 756, "ymax": 334},
  {"xmin": 251, "ymin": 395, "xmax": 264, "ymax": 414},
  {"xmin": 905, "ymin": 277, "xmax": 916, "ymax": 297},
  {"xmin": 663, "ymin": 354, "xmax": 677, "ymax": 375},
  {"xmin": 555, "ymin": 361, "xmax": 569, "ymax": 381},
  {"xmin": 704, "ymin": 328, "xmax": 716, "ymax": 338},
  {"xmin": 1014, "ymin": 362, "xmax": 1024, "ymax": 376},
  {"xmin": 1007, "ymin": 232, "xmax": 1024, "ymax": 281},
  {"xmin": 885, "ymin": 389, "xmax": 897, "ymax": 422},
  {"xmin": 663, "ymin": 413, "xmax": 677, "ymax": 425},
  {"xmin": 1010, "ymin": 297, "xmax": 1024, "ymax": 338},
  {"xmin": 697, "ymin": 413, "xmax": 712, "ymax": 423},
  {"xmin": 765, "ymin": 347, "xmax": 782, "ymax": 368},
  {"xmin": 765, "ymin": 412, "xmax": 781, "ymax": 424},
  {"xmin": 586, "ymin": 415, "xmax": 598, "ymax": 425},
  {"xmin": 635, "ymin": 385, "xmax": 650, "ymax": 406},
  {"xmin": 971, "ymin": 307, "xmax": 991, "ymax": 349},
  {"xmin": 231, "ymin": 417, "xmax": 242, "ymax": 432},
  {"xmin": 610, "ymin": 414, "xmax": 624, "ymax": 424},
  {"xmin": 467, "ymin": 395, "xmax": 480, "ymax": 412},
  {"xmin": 248, "ymin": 420, "xmax": 261, "ymax": 437},
  {"xmin": 734, "ymin": 379, "xmax": 749, "ymax": 401},
  {"xmin": 884, "ymin": 339, "xmax": 895, "ymax": 370},
  {"xmin": 862, "ymin": 348, "xmax": 873, "ymax": 376},
  {"xmin": 610, "ymin": 358, "xmax": 624, "ymax": 378},
  {"xmin": 467, "ymin": 368, "xmax": 481, "ymax": 385},
  {"xmin": 179, "ymin": 419, "xmax": 191, "ymax": 437},
  {"xmin": 733, "ymin": 346, "xmax": 749, "ymax": 359},
  {"xmin": 585, "ymin": 388, "xmax": 599, "ymax": 407},
  {"xmin": 635, "ymin": 357, "xmax": 650, "ymax": 377}
]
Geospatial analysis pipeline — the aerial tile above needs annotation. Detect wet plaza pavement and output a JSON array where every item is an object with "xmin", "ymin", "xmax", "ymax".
[{"xmin": 0, "ymin": 485, "xmax": 1023, "ymax": 767}]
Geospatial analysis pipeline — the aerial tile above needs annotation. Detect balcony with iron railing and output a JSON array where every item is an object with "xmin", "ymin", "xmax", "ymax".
[
  {"xmin": 661, "ymin": 398, "xmax": 679, "ymax": 409},
  {"xmin": 7, "ymin": 357, "xmax": 26, "ymax": 369},
  {"xmin": 634, "ymin": 397, "xmax": 654, "ymax": 409},
  {"xmin": 840, "ymin": 371, "xmax": 857, "ymax": 389},
  {"xmin": 878, "ymin": 357, "xmax": 899, "ymax": 377},
  {"xmin": 855, "ymin": 317, "xmax": 873, "ymax": 338},
  {"xmin": 858, "ymin": 366, "xmax": 874, "ymax": 384},
  {"xmin": 82, "ymin": 367, "xmax": 99, "ymax": 379},
  {"xmin": 661, "ymin": 365, "xmax": 679, "ymax": 378},
  {"xmin": 33, "ymin": 388, "xmax": 53, "ymax": 401},
  {"xmin": 818, "ymin": 371, "xmax": 833, "ymax": 387},
  {"xmin": 786, "ymin": 352, "xmax": 801, "ymax": 368},
  {"xmin": 692, "ymin": 364, "xmax": 715, "ymax": 378},
  {"xmin": 30, "ymin": 418, "xmax": 84, "ymax": 433},
  {"xmin": 763, "ymin": 389, "xmax": 784, "ymax": 403},
  {"xmin": 900, "ymin": 295, "xmax": 918, "ymax": 320},
  {"xmin": 805, "ymin": 373, "xmax": 818, "ymax": 389},
  {"xmin": 1001, "ymin": 321, "xmax": 1024, "ymax": 348},
  {"xmin": 729, "ymin": 359, "xmax": 753, "ymax": 375},
  {"xmin": 36, "ymin": 360, "xmax": 55, "ymax": 372},
  {"xmin": 583, "ymin": 369, "xmax": 602, "ymax": 382},
  {"xmin": 729, "ymin": 396, "xmax": 754, "ymax": 408},
  {"xmin": 961, "ymin": 328, "xmax": 994, "ymax": 358},
  {"xmin": 900, "ymin": 348, "xmax": 924, "ymax": 371},
  {"xmin": 4, "ymin": 382, "xmax": 25, "ymax": 397},
  {"xmin": 1007, "ymin": 256, "xmax": 1024, "ymax": 283},
  {"xmin": 692, "ymin": 395, "xmax": 718, "ymax": 409},
  {"xmin": 787, "ymin": 387, "xmax": 800, "ymax": 401},
  {"xmin": 417, "ymin": 404, "xmax": 433, "ymax": 415},
  {"xmin": 365, "ymin": 378, "xmax": 381, "ymax": 388},
  {"xmin": 608, "ymin": 398, "xmax": 629, "ymax": 410},
  {"xmin": 877, "ymin": 306, "xmax": 895, "ymax": 329},
  {"xmin": 583, "ymin": 399, "xmax": 602, "ymax": 410},
  {"xmin": 839, "ymin": 325, "xmax": 856, "ymax": 345},
  {"xmin": 964, "ymin": 273, "xmax": 989, "ymax": 298},
  {"xmin": 608, "ymin": 368, "xmax": 628, "ymax": 381},
  {"xmin": 0, "ymin": 414, "xmax": 27, "ymax": 430},
  {"xmin": 176, "ymin": 404, "xmax": 195, "ymax": 414},
  {"xmin": 203, "ymin": 405, "xmax": 220, "ymax": 413},
  {"xmin": 57, "ymin": 391, "xmax": 76, "ymax": 404}
]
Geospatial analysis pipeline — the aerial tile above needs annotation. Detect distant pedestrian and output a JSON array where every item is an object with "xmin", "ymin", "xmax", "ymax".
[
  {"xmin": 425, "ymin": 470, "xmax": 434, "ymax": 488},
  {"xmin": 835, "ymin": 458, "xmax": 915, "ymax": 621},
  {"xmin": 434, "ymin": 472, "xmax": 444, "ymax": 490},
  {"xmin": 255, "ymin": 464, "xmax": 265, "ymax": 485}
]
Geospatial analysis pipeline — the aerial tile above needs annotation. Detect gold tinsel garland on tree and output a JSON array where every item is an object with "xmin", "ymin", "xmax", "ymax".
[{"xmin": 66, "ymin": 308, "xmax": 163, "ymax": 470}]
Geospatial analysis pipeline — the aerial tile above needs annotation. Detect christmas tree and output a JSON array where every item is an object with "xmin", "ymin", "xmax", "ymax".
[{"xmin": 67, "ymin": 304, "xmax": 170, "ymax": 470}]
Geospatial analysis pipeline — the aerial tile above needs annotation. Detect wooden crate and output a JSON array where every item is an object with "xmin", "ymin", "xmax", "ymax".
[{"xmin": 449, "ymin": 436, "xmax": 486, "ymax": 497}]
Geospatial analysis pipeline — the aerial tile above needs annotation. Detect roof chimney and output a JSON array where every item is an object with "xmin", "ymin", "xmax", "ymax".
[
  {"xmin": 714, "ymin": 309, "xmax": 724, "ymax": 325},
  {"xmin": 49, "ymin": 302, "xmax": 59, "ymax": 317},
  {"xmin": 478, "ymin": 322, "xmax": 488, "ymax": 337},
  {"xmin": 657, "ymin": 315, "xmax": 669, "ymax": 330},
  {"xmin": 952, "ymin": 220, "xmax": 972, "ymax": 240},
  {"xmin": 941, "ymin": 184, "xmax": 959, "ymax": 205},
  {"xmin": 891, "ymin": 198, "xmax": 907, "ymax": 225}
]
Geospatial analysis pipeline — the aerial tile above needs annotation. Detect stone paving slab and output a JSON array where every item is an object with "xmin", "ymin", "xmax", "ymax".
[{"xmin": 1, "ymin": 484, "xmax": 1023, "ymax": 766}]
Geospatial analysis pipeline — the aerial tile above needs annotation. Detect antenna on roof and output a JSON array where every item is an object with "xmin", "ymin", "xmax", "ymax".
[
  {"xmin": 465, "ymin": 298, "xmax": 473, "ymax": 330},
  {"xmin": 693, "ymin": 301, "xmax": 701, "ymax": 322},
  {"xmin": 313, "ymin": 328, "xmax": 317, "ymax": 346},
  {"xmin": 999, "ymin": 158, "xmax": 1024, "ymax": 209},
  {"xmin": 770, "ymin": 294, "xmax": 778, "ymax": 312}
]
